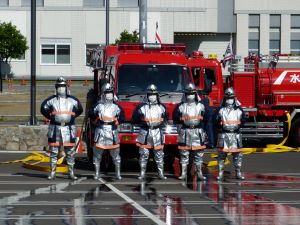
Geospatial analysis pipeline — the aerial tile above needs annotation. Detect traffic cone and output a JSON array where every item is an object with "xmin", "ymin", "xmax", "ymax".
[
  {"xmin": 75, "ymin": 128, "xmax": 83, "ymax": 153},
  {"xmin": 173, "ymin": 157, "xmax": 181, "ymax": 177},
  {"xmin": 8, "ymin": 79, "xmax": 13, "ymax": 89},
  {"xmin": 43, "ymin": 118, "xmax": 50, "ymax": 124},
  {"xmin": 21, "ymin": 78, "xmax": 26, "ymax": 86},
  {"xmin": 83, "ymin": 79, "xmax": 89, "ymax": 86}
]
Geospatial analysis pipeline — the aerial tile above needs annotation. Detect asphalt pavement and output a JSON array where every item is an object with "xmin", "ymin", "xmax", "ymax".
[{"xmin": 0, "ymin": 151, "xmax": 300, "ymax": 225}]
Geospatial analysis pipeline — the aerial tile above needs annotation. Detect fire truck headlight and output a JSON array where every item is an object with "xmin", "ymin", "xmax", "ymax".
[{"xmin": 119, "ymin": 123, "xmax": 133, "ymax": 132}]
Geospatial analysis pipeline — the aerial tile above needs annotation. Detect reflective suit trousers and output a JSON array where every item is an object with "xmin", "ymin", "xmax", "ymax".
[
  {"xmin": 180, "ymin": 150, "xmax": 204, "ymax": 166},
  {"xmin": 139, "ymin": 148, "xmax": 164, "ymax": 168},
  {"xmin": 50, "ymin": 146, "xmax": 75, "ymax": 167},
  {"xmin": 218, "ymin": 152, "xmax": 243, "ymax": 169},
  {"xmin": 93, "ymin": 147, "xmax": 121, "ymax": 166}
]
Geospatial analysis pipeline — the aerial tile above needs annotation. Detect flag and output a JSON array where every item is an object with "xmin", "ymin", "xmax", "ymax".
[
  {"xmin": 221, "ymin": 35, "xmax": 234, "ymax": 68},
  {"xmin": 155, "ymin": 22, "xmax": 162, "ymax": 44}
]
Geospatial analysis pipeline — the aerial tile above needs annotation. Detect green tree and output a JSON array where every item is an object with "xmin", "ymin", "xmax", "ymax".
[
  {"xmin": 0, "ymin": 21, "xmax": 29, "ymax": 63},
  {"xmin": 113, "ymin": 30, "xmax": 139, "ymax": 45}
]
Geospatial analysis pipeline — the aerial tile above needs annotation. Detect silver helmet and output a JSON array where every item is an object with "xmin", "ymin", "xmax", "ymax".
[
  {"xmin": 146, "ymin": 84, "xmax": 158, "ymax": 94},
  {"xmin": 224, "ymin": 87, "xmax": 235, "ymax": 99},
  {"xmin": 101, "ymin": 83, "xmax": 113, "ymax": 93},
  {"xmin": 184, "ymin": 83, "xmax": 197, "ymax": 94},
  {"xmin": 55, "ymin": 76, "xmax": 67, "ymax": 88}
]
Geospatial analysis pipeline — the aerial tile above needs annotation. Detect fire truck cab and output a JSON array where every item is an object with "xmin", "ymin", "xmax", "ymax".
[{"xmin": 187, "ymin": 51, "xmax": 224, "ymax": 106}]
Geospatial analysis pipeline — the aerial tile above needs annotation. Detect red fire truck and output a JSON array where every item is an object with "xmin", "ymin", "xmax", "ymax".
[
  {"xmin": 85, "ymin": 44, "xmax": 300, "ymax": 163},
  {"xmin": 85, "ymin": 43, "xmax": 193, "ymax": 161},
  {"xmin": 187, "ymin": 52, "xmax": 300, "ymax": 146}
]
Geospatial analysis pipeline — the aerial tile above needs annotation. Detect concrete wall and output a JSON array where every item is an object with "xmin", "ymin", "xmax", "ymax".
[{"xmin": 0, "ymin": 125, "xmax": 48, "ymax": 151}]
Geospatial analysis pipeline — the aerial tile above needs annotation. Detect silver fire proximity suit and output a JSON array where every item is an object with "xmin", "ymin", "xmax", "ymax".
[
  {"xmin": 216, "ymin": 87, "xmax": 246, "ymax": 181},
  {"xmin": 132, "ymin": 84, "xmax": 169, "ymax": 180},
  {"xmin": 90, "ymin": 83, "xmax": 125, "ymax": 180},
  {"xmin": 173, "ymin": 83, "xmax": 208, "ymax": 181},
  {"xmin": 40, "ymin": 77, "xmax": 83, "ymax": 180}
]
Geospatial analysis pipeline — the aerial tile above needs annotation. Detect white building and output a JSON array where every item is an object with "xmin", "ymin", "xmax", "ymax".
[{"xmin": 0, "ymin": 0, "xmax": 299, "ymax": 79}]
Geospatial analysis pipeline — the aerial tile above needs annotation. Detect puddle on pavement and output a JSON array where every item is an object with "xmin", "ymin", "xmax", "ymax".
[{"xmin": 184, "ymin": 172, "xmax": 300, "ymax": 225}]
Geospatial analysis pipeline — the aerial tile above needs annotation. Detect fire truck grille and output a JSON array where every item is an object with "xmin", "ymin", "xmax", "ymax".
[
  {"xmin": 132, "ymin": 125, "xmax": 178, "ymax": 134},
  {"xmin": 240, "ymin": 122, "xmax": 284, "ymax": 139}
]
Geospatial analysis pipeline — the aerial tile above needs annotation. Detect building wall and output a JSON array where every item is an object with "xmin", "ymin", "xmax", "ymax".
[
  {"xmin": 0, "ymin": 0, "xmax": 299, "ymax": 78},
  {"xmin": 235, "ymin": 0, "xmax": 300, "ymax": 56}
]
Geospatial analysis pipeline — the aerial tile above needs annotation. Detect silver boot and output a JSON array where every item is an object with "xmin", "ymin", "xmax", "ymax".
[
  {"xmin": 68, "ymin": 164, "xmax": 78, "ymax": 180},
  {"xmin": 94, "ymin": 163, "xmax": 100, "ymax": 180},
  {"xmin": 196, "ymin": 164, "xmax": 206, "ymax": 181},
  {"xmin": 235, "ymin": 169, "xmax": 245, "ymax": 180},
  {"xmin": 216, "ymin": 160, "xmax": 224, "ymax": 181},
  {"xmin": 234, "ymin": 153, "xmax": 244, "ymax": 180},
  {"xmin": 138, "ymin": 166, "xmax": 146, "ymax": 180},
  {"xmin": 48, "ymin": 163, "xmax": 56, "ymax": 180},
  {"xmin": 115, "ymin": 163, "xmax": 122, "ymax": 180},
  {"xmin": 48, "ymin": 148, "xmax": 58, "ymax": 180},
  {"xmin": 157, "ymin": 163, "xmax": 167, "ymax": 180},
  {"xmin": 178, "ymin": 164, "xmax": 188, "ymax": 180}
]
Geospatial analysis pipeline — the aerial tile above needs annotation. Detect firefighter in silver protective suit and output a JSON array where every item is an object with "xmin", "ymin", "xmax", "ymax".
[
  {"xmin": 41, "ymin": 77, "xmax": 83, "ymax": 180},
  {"xmin": 215, "ymin": 87, "xmax": 246, "ymax": 181},
  {"xmin": 89, "ymin": 83, "xmax": 125, "ymax": 180},
  {"xmin": 173, "ymin": 83, "xmax": 208, "ymax": 181},
  {"xmin": 132, "ymin": 84, "xmax": 169, "ymax": 180}
]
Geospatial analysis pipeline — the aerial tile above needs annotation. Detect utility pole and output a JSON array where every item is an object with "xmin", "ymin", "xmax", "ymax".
[
  {"xmin": 106, "ymin": 0, "xmax": 109, "ymax": 46},
  {"xmin": 139, "ymin": 0, "xmax": 147, "ymax": 43},
  {"xmin": 0, "ymin": 61, "xmax": 2, "ymax": 93},
  {"xmin": 30, "ymin": 0, "xmax": 37, "ymax": 125}
]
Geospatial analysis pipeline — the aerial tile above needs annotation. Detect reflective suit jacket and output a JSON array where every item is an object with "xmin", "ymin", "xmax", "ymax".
[
  {"xmin": 216, "ymin": 105, "xmax": 245, "ymax": 152},
  {"xmin": 40, "ymin": 95, "xmax": 83, "ymax": 146},
  {"xmin": 173, "ymin": 100, "xmax": 207, "ymax": 150},
  {"xmin": 132, "ymin": 102, "xmax": 168, "ymax": 150},
  {"xmin": 90, "ymin": 100, "xmax": 125, "ymax": 149}
]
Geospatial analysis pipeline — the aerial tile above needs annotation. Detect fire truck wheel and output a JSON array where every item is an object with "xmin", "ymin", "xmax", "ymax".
[{"xmin": 289, "ymin": 118, "xmax": 300, "ymax": 147}]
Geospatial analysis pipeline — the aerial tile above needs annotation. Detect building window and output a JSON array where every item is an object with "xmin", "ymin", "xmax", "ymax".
[
  {"xmin": 0, "ymin": 0, "xmax": 9, "ymax": 7},
  {"xmin": 21, "ymin": 0, "xmax": 44, "ymax": 7},
  {"xmin": 291, "ymin": 15, "xmax": 300, "ymax": 54},
  {"xmin": 269, "ymin": 40, "xmax": 280, "ymax": 55},
  {"xmin": 291, "ymin": 15, "xmax": 300, "ymax": 29},
  {"xmin": 41, "ymin": 44, "xmax": 71, "ymax": 65},
  {"xmin": 269, "ymin": 15, "xmax": 281, "ymax": 55},
  {"xmin": 118, "ymin": 0, "xmax": 139, "ymax": 7},
  {"xmin": 248, "ymin": 14, "xmax": 260, "ymax": 55},
  {"xmin": 83, "ymin": 0, "xmax": 105, "ymax": 7},
  {"xmin": 291, "ymin": 40, "xmax": 300, "ymax": 54}
]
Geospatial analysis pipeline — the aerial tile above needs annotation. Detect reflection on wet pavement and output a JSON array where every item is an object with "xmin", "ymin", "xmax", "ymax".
[
  {"xmin": 186, "ymin": 172, "xmax": 300, "ymax": 225},
  {"xmin": 1, "ymin": 171, "xmax": 300, "ymax": 225}
]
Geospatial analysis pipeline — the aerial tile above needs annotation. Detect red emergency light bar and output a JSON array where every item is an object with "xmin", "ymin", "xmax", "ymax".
[
  {"xmin": 118, "ymin": 43, "xmax": 186, "ymax": 52},
  {"xmin": 192, "ymin": 51, "xmax": 204, "ymax": 58}
]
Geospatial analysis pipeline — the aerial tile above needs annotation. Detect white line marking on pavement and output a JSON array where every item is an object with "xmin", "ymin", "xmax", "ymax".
[{"xmin": 99, "ymin": 178, "xmax": 167, "ymax": 225}]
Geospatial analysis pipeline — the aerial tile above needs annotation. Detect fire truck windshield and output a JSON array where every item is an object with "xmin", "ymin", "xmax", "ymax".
[{"xmin": 117, "ymin": 64, "xmax": 191, "ymax": 95}]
